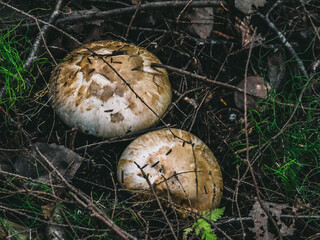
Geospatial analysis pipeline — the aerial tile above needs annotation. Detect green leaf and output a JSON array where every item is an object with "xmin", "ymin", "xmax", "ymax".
[
  {"xmin": 184, "ymin": 207, "xmax": 225, "ymax": 240},
  {"xmin": 183, "ymin": 227, "xmax": 193, "ymax": 239},
  {"xmin": 196, "ymin": 219, "xmax": 212, "ymax": 233},
  {"xmin": 210, "ymin": 207, "xmax": 225, "ymax": 222},
  {"xmin": 201, "ymin": 210, "xmax": 211, "ymax": 219},
  {"xmin": 195, "ymin": 224, "xmax": 202, "ymax": 236},
  {"xmin": 202, "ymin": 231, "xmax": 217, "ymax": 240}
]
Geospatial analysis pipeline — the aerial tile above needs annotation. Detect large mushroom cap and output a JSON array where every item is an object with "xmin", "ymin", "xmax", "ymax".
[
  {"xmin": 48, "ymin": 41, "xmax": 172, "ymax": 138},
  {"xmin": 234, "ymin": 76, "xmax": 271, "ymax": 111},
  {"xmin": 117, "ymin": 128, "xmax": 223, "ymax": 214}
]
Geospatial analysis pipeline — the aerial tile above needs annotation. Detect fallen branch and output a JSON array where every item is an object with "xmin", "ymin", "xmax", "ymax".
[
  {"xmin": 151, "ymin": 63, "xmax": 257, "ymax": 97},
  {"xmin": 256, "ymin": 11, "xmax": 309, "ymax": 81},
  {"xmin": 1, "ymin": 1, "xmax": 227, "ymax": 31},
  {"xmin": 24, "ymin": 0, "xmax": 63, "ymax": 69},
  {"xmin": 35, "ymin": 147, "xmax": 138, "ymax": 240},
  {"xmin": 54, "ymin": 1, "xmax": 226, "ymax": 25}
]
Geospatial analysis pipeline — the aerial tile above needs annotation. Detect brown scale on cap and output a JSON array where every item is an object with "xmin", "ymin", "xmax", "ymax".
[
  {"xmin": 49, "ymin": 41, "xmax": 172, "ymax": 138},
  {"xmin": 110, "ymin": 112, "xmax": 124, "ymax": 123}
]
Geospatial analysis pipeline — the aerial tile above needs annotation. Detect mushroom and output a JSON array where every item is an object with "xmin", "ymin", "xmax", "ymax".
[
  {"xmin": 48, "ymin": 40, "xmax": 172, "ymax": 138},
  {"xmin": 234, "ymin": 76, "xmax": 271, "ymax": 111},
  {"xmin": 117, "ymin": 128, "xmax": 223, "ymax": 215}
]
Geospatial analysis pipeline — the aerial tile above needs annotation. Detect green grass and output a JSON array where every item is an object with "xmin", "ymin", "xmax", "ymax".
[
  {"xmin": 234, "ymin": 46, "xmax": 320, "ymax": 203},
  {"xmin": 0, "ymin": 26, "xmax": 34, "ymax": 110},
  {"xmin": 262, "ymin": 118, "xmax": 320, "ymax": 199}
]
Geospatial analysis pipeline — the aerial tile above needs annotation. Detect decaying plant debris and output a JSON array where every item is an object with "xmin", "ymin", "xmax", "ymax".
[{"xmin": 0, "ymin": 0, "xmax": 319, "ymax": 239}]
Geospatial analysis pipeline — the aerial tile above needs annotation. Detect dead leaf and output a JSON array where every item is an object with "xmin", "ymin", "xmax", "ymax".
[
  {"xmin": 268, "ymin": 202, "xmax": 296, "ymax": 236},
  {"xmin": 267, "ymin": 50, "xmax": 286, "ymax": 91},
  {"xmin": 14, "ymin": 142, "xmax": 83, "ymax": 185},
  {"xmin": 249, "ymin": 201, "xmax": 275, "ymax": 240},
  {"xmin": 46, "ymin": 206, "xmax": 67, "ymax": 240},
  {"xmin": 234, "ymin": 17, "xmax": 252, "ymax": 47},
  {"xmin": 234, "ymin": 16, "xmax": 265, "ymax": 49},
  {"xmin": 184, "ymin": 7, "xmax": 214, "ymax": 39},
  {"xmin": 249, "ymin": 201, "xmax": 296, "ymax": 239},
  {"xmin": 46, "ymin": 224, "xmax": 67, "ymax": 240},
  {"xmin": 235, "ymin": 0, "xmax": 267, "ymax": 14}
]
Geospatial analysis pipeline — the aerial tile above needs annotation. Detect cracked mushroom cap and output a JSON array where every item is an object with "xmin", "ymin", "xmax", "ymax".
[
  {"xmin": 48, "ymin": 41, "xmax": 172, "ymax": 138},
  {"xmin": 117, "ymin": 128, "xmax": 223, "ymax": 214},
  {"xmin": 234, "ymin": 76, "xmax": 271, "ymax": 111}
]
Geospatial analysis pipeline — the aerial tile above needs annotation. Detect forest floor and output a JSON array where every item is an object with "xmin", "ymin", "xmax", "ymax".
[{"xmin": 0, "ymin": 0, "xmax": 319, "ymax": 239}]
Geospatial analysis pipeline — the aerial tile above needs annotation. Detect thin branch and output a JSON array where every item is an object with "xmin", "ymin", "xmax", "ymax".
[
  {"xmin": 34, "ymin": 147, "xmax": 138, "ymax": 240},
  {"xmin": 243, "ymin": 29, "xmax": 282, "ymax": 239},
  {"xmin": 213, "ymin": 214, "xmax": 320, "ymax": 226},
  {"xmin": 251, "ymin": 4, "xmax": 314, "ymax": 165},
  {"xmin": 1, "ymin": 1, "xmax": 230, "ymax": 36},
  {"xmin": 24, "ymin": 0, "xmax": 63, "ymax": 69},
  {"xmin": 34, "ymin": 19, "xmax": 58, "ymax": 66},
  {"xmin": 234, "ymin": 165, "xmax": 245, "ymax": 240},
  {"xmin": 54, "ymin": 1, "xmax": 226, "ymax": 26},
  {"xmin": 151, "ymin": 63, "xmax": 258, "ymax": 97},
  {"xmin": 0, "ymin": 0, "xmax": 63, "ymax": 98},
  {"xmin": 176, "ymin": 0, "xmax": 193, "ymax": 23},
  {"xmin": 266, "ymin": 0, "xmax": 283, "ymax": 18},
  {"xmin": 134, "ymin": 162, "xmax": 178, "ymax": 240},
  {"xmin": 256, "ymin": 11, "xmax": 309, "ymax": 81},
  {"xmin": 125, "ymin": 2, "xmax": 140, "ymax": 39}
]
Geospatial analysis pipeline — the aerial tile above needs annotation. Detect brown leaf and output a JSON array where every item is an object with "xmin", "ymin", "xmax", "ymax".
[
  {"xmin": 185, "ymin": 7, "xmax": 214, "ymax": 39},
  {"xmin": 249, "ymin": 201, "xmax": 296, "ymax": 239},
  {"xmin": 249, "ymin": 201, "xmax": 275, "ymax": 240},
  {"xmin": 234, "ymin": 17, "xmax": 265, "ymax": 48}
]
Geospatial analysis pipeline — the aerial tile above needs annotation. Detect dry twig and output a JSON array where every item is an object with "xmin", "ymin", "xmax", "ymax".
[
  {"xmin": 151, "ymin": 63, "xmax": 257, "ymax": 97},
  {"xmin": 134, "ymin": 162, "xmax": 178, "ymax": 240},
  {"xmin": 256, "ymin": 9, "xmax": 309, "ymax": 81},
  {"xmin": 243, "ymin": 28, "xmax": 282, "ymax": 239},
  {"xmin": 0, "ymin": 0, "xmax": 63, "ymax": 98},
  {"xmin": 54, "ymin": 1, "xmax": 226, "ymax": 26},
  {"xmin": 34, "ymin": 147, "xmax": 138, "ymax": 240}
]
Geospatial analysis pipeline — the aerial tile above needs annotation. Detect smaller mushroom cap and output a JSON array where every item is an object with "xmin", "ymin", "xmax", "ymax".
[
  {"xmin": 117, "ymin": 128, "xmax": 223, "ymax": 215},
  {"xmin": 234, "ymin": 76, "xmax": 271, "ymax": 111},
  {"xmin": 48, "ymin": 40, "xmax": 172, "ymax": 138}
]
